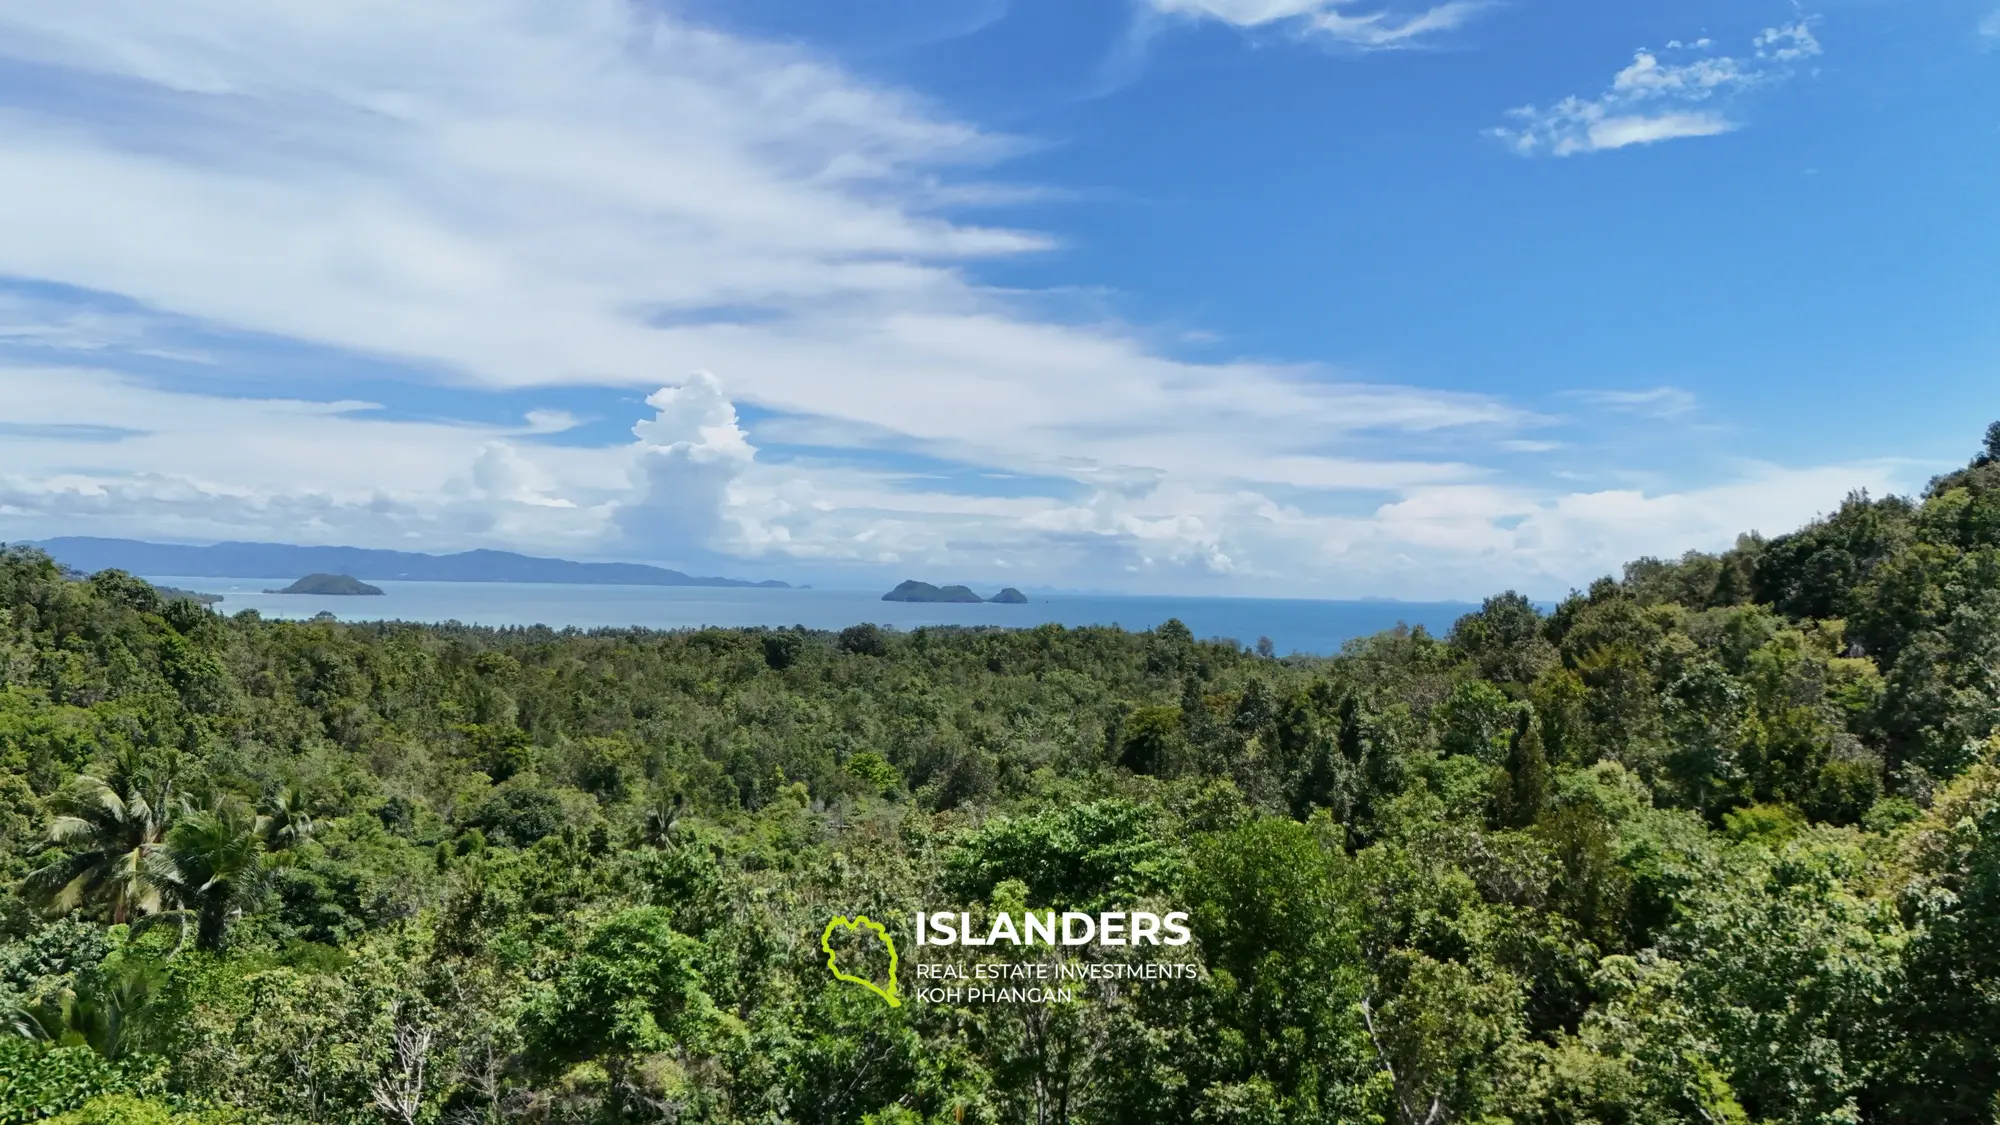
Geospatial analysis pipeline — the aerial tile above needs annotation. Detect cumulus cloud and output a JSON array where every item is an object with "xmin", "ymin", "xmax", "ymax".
[
  {"xmin": 618, "ymin": 372, "xmax": 759, "ymax": 552},
  {"xmin": 1491, "ymin": 21, "xmax": 1821, "ymax": 156},
  {"xmin": 1142, "ymin": 0, "xmax": 1489, "ymax": 47}
]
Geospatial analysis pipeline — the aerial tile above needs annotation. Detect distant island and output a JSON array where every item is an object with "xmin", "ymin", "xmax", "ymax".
[
  {"xmin": 268, "ymin": 574, "xmax": 385, "ymax": 596},
  {"xmin": 882, "ymin": 580, "xmax": 1029, "ymax": 604},
  {"xmin": 30, "ymin": 537, "xmax": 790, "ymax": 589},
  {"xmin": 883, "ymin": 580, "xmax": 983, "ymax": 603},
  {"xmin": 155, "ymin": 585, "xmax": 223, "ymax": 606}
]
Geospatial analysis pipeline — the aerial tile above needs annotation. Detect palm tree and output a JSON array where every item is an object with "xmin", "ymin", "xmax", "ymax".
[
  {"xmin": 161, "ymin": 798, "xmax": 265, "ymax": 951},
  {"xmin": 256, "ymin": 785, "xmax": 316, "ymax": 851},
  {"xmin": 5, "ymin": 960, "xmax": 162, "ymax": 1059},
  {"xmin": 641, "ymin": 791, "xmax": 685, "ymax": 848},
  {"xmin": 22, "ymin": 768, "xmax": 179, "ymax": 924}
]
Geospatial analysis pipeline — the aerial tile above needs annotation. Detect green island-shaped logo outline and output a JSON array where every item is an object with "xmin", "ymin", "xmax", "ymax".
[{"xmin": 822, "ymin": 914, "xmax": 902, "ymax": 1008}]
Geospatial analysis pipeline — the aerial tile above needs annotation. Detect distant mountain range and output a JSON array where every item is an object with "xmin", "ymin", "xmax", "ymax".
[{"xmin": 26, "ymin": 537, "xmax": 791, "ymax": 589}]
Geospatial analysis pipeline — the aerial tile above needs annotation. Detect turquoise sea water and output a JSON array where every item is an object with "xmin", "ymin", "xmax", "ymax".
[{"xmin": 144, "ymin": 576, "xmax": 1476, "ymax": 656}]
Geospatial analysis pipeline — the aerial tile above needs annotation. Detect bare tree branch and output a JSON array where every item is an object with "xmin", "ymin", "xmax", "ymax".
[{"xmin": 371, "ymin": 1001, "xmax": 434, "ymax": 1125}]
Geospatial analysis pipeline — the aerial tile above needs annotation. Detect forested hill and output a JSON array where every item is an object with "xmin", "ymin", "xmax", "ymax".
[
  {"xmin": 29, "ymin": 537, "xmax": 792, "ymax": 588},
  {"xmin": 3, "ymin": 426, "xmax": 2000, "ymax": 1124}
]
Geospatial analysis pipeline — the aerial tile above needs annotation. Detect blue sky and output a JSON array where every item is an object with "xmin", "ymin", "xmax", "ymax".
[{"xmin": 0, "ymin": 0, "xmax": 1994, "ymax": 598}]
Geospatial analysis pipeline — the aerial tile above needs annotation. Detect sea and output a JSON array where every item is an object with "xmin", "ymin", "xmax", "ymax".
[{"xmin": 143, "ymin": 577, "xmax": 1477, "ymax": 657}]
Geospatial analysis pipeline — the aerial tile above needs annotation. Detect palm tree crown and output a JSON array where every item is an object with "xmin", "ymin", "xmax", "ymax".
[
  {"xmin": 23, "ymin": 768, "xmax": 179, "ymax": 924},
  {"xmin": 162, "ymin": 797, "xmax": 265, "ymax": 951}
]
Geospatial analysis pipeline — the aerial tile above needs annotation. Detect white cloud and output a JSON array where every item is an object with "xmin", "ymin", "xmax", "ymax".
[
  {"xmin": 1492, "ymin": 21, "xmax": 1821, "ymax": 156},
  {"xmin": 1753, "ymin": 22, "xmax": 1821, "ymax": 62},
  {"xmin": 619, "ymin": 371, "xmax": 759, "ymax": 552},
  {"xmin": 1981, "ymin": 8, "xmax": 2000, "ymax": 40},
  {"xmin": 0, "ymin": 0, "xmax": 1523, "ymax": 500},
  {"xmin": 521, "ymin": 409, "xmax": 581, "ymax": 435},
  {"xmin": 1142, "ymin": 0, "xmax": 1488, "ymax": 47},
  {"xmin": 0, "ymin": 363, "xmax": 1935, "ymax": 598},
  {"xmin": 0, "ymin": 1, "xmax": 1921, "ymax": 598}
]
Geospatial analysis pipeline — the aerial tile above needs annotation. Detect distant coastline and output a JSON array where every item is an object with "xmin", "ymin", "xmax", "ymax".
[
  {"xmin": 154, "ymin": 584, "xmax": 223, "ymax": 606},
  {"xmin": 29, "ymin": 536, "xmax": 789, "ymax": 589},
  {"xmin": 120, "ymin": 576, "xmax": 1483, "ymax": 655}
]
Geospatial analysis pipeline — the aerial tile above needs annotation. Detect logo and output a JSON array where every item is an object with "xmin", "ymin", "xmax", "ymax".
[
  {"xmin": 822, "ymin": 914, "xmax": 902, "ymax": 1008},
  {"xmin": 915, "ymin": 910, "xmax": 1190, "ymax": 947}
]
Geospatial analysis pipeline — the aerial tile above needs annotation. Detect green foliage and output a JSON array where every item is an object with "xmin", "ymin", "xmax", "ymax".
[
  {"xmin": 1449, "ymin": 591, "xmax": 1557, "ymax": 685},
  {"xmin": 837, "ymin": 623, "xmax": 888, "ymax": 657},
  {"xmin": 520, "ymin": 907, "xmax": 721, "ymax": 1091},
  {"xmin": 1172, "ymin": 816, "xmax": 1376, "ymax": 1123},
  {"xmin": 0, "ymin": 1040, "xmax": 163, "ymax": 1125},
  {"xmin": 467, "ymin": 784, "xmax": 566, "ymax": 847},
  {"xmin": 842, "ymin": 751, "xmax": 902, "ymax": 796},
  {"xmin": 947, "ymin": 799, "xmax": 1183, "ymax": 910},
  {"xmin": 3, "ymin": 426, "xmax": 2000, "ymax": 1121}
]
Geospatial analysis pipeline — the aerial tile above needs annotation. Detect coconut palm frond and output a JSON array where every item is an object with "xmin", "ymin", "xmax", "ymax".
[
  {"xmin": 163, "ymin": 799, "xmax": 264, "ymax": 951},
  {"xmin": 4, "ymin": 995, "xmax": 65, "ymax": 1042},
  {"xmin": 22, "ymin": 768, "xmax": 179, "ymax": 924},
  {"xmin": 256, "ymin": 786, "xmax": 316, "ymax": 850}
]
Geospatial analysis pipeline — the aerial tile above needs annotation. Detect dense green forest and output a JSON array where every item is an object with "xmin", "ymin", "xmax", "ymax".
[{"xmin": 7, "ymin": 428, "xmax": 2000, "ymax": 1125}]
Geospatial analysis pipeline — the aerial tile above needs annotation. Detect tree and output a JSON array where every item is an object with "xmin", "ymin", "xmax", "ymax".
[
  {"xmin": 1493, "ymin": 709, "xmax": 1550, "ymax": 829},
  {"xmin": 23, "ymin": 768, "xmax": 178, "ymax": 925},
  {"xmin": 947, "ymin": 799, "xmax": 1181, "ymax": 910},
  {"xmin": 1882, "ymin": 769, "xmax": 2000, "ymax": 1120},
  {"xmin": 1450, "ymin": 593, "xmax": 1557, "ymax": 685},
  {"xmin": 521, "ymin": 907, "xmax": 720, "ymax": 1115},
  {"xmin": 1117, "ymin": 705, "xmax": 1181, "ymax": 777},
  {"xmin": 1438, "ymin": 680, "xmax": 1518, "ymax": 764},
  {"xmin": 761, "ymin": 630, "xmax": 805, "ymax": 670},
  {"xmin": 7, "ymin": 959, "xmax": 163, "ymax": 1062},
  {"xmin": 159, "ymin": 798, "xmax": 265, "ymax": 951},
  {"xmin": 641, "ymin": 791, "xmax": 685, "ymax": 848},
  {"xmin": 838, "ymin": 623, "xmax": 889, "ymax": 657},
  {"xmin": 253, "ymin": 787, "xmax": 315, "ymax": 853},
  {"xmin": 1165, "ymin": 816, "xmax": 1378, "ymax": 1123}
]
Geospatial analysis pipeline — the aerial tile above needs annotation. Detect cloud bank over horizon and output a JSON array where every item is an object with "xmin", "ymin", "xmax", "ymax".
[{"xmin": 0, "ymin": 0, "xmax": 1935, "ymax": 599}]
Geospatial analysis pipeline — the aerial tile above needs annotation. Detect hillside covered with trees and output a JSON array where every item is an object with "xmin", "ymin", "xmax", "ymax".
[{"xmin": 6, "ymin": 427, "xmax": 2000, "ymax": 1124}]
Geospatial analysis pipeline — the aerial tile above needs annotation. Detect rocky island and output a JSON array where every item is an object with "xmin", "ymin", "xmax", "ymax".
[
  {"xmin": 881, "ymin": 579, "xmax": 984, "ymax": 603},
  {"xmin": 268, "ymin": 573, "xmax": 385, "ymax": 596},
  {"xmin": 882, "ymin": 580, "xmax": 1029, "ymax": 604}
]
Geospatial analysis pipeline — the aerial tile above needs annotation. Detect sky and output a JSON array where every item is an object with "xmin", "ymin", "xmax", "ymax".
[{"xmin": 0, "ymin": 0, "xmax": 1995, "ymax": 599}]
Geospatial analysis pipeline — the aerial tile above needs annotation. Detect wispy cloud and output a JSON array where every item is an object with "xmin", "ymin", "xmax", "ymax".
[
  {"xmin": 0, "ymin": 0, "xmax": 1549, "ymax": 591},
  {"xmin": 1569, "ymin": 386, "xmax": 1698, "ymax": 418},
  {"xmin": 0, "ymin": 1, "xmax": 1912, "ymax": 598},
  {"xmin": 1491, "ymin": 20, "xmax": 1822, "ymax": 156},
  {"xmin": 1980, "ymin": 7, "xmax": 2000, "ymax": 42},
  {"xmin": 1141, "ymin": 0, "xmax": 1490, "ymax": 48}
]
